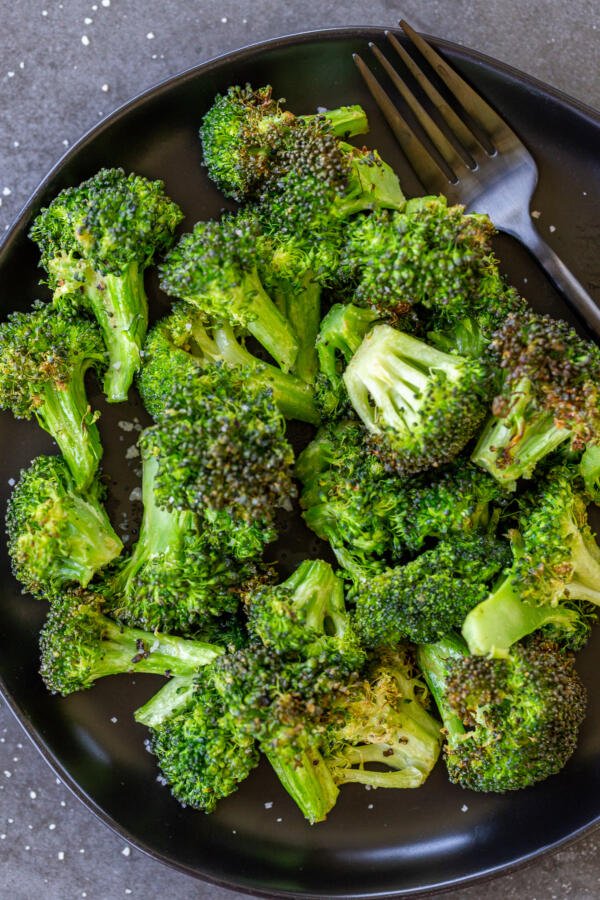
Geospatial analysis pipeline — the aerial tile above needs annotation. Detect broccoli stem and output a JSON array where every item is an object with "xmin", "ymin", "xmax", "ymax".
[
  {"xmin": 565, "ymin": 527, "xmax": 600, "ymax": 602},
  {"xmin": 416, "ymin": 636, "xmax": 467, "ymax": 741},
  {"xmin": 461, "ymin": 576, "xmax": 583, "ymax": 657},
  {"xmin": 230, "ymin": 273, "xmax": 298, "ymax": 372},
  {"xmin": 134, "ymin": 675, "xmax": 196, "ymax": 727},
  {"xmin": 472, "ymin": 381, "xmax": 571, "ymax": 483},
  {"xmin": 50, "ymin": 493, "xmax": 123, "ymax": 586},
  {"xmin": 277, "ymin": 276, "xmax": 321, "ymax": 384},
  {"xmin": 92, "ymin": 616, "xmax": 222, "ymax": 680},
  {"xmin": 284, "ymin": 559, "xmax": 348, "ymax": 636},
  {"xmin": 213, "ymin": 325, "xmax": 320, "ymax": 424},
  {"xmin": 37, "ymin": 372, "xmax": 102, "ymax": 491},
  {"xmin": 82, "ymin": 262, "xmax": 148, "ymax": 402},
  {"xmin": 264, "ymin": 738, "xmax": 339, "ymax": 824},
  {"xmin": 307, "ymin": 105, "xmax": 369, "ymax": 138}
]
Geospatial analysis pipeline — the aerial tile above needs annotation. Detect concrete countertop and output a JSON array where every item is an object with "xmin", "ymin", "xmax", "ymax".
[{"xmin": 1, "ymin": 1, "xmax": 599, "ymax": 898}]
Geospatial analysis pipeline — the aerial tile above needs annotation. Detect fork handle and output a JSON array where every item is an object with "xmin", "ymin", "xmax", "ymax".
[{"xmin": 511, "ymin": 218, "xmax": 600, "ymax": 338}]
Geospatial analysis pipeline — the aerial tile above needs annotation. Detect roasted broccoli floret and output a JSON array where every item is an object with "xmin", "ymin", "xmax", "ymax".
[
  {"xmin": 159, "ymin": 210, "xmax": 299, "ymax": 372},
  {"xmin": 353, "ymin": 535, "xmax": 510, "ymax": 647},
  {"xmin": 341, "ymin": 196, "xmax": 524, "ymax": 352},
  {"xmin": 244, "ymin": 559, "xmax": 359, "ymax": 656},
  {"xmin": 462, "ymin": 466, "xmax": 600, "ymax": 656},
  {"xmin": 137, "ymin": 667, "xmax": 259, "ymax": 812},
  {"xmin": 141, "ymin": 365, "xmax": 295, "ymax": 559},
  {"xmin": 0, "ymin": 302, "xmax": 105, "ymax": 490},
  {"xmin": 343, "ymin": 324, "xmax": 489, "ymax": 474},
  {"xmin": 39, "ymin": 590, "xmax": 223, "ymax": 695},
  {"xmin": 325, "ymin": 645, "xmax": 442, "ymax": 789},
  {"xmin": 137, "ymin": 305, "xmax": 319, "ymax": 424},
  {"xmin": 199, "ymin": 83, "xmax": 369, "ymax": 201},
  {"xmin": 472, "ymin": 311, "xmax": 600, "ymax": 484},
  {"xmin": 418, "ymin": 634, "xmax": 587, "ymax": 792},
  {"xmin": 6, "ymin": 455, "xmax": 122, "ymax": 598},
  {"xmin": 30, "ymin": 168, "xmax": 183, "ymax": 402},
  {"xmin": 105, "ymin": 441, "xmax": 255, "ymax": 634}
]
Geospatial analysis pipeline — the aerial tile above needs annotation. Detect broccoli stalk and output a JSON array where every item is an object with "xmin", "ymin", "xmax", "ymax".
[
  {"xmin": 6, "ymin": 455, "xmax": 122, "ymax": 598},
  {"xmin": 30, "ymin": 168, "xmax": 183, "ymax": 403},
  {"xmin": 417, "ymin": 634, "xmax": 587, "ymax": 792},
  {"xmin": 264, "ymin": 734, "xmax": 340, "ymax": 825},
  {"xmin": 40, "ymin": 591, "xmax": 223, "ymax": 695},
  {"xmin": 343, "ymin": 324, "xmax": 487, "ymax": 474},
  {"xmin": 315, "ymin": 303, "xmax": 380, "ymax": 417}
]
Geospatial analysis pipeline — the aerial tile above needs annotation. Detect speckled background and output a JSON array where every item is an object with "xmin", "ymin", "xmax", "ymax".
[{"xmin": 1, "ymin": 2, "xmax": 600, "ymax": 898}]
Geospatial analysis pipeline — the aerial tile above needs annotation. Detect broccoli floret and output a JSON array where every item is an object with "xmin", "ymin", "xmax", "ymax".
[
  {"xmin": 6, "ymin": 455, "xmax": 122, "ymax": 598},
  {"xmin": 314, "ymin": 303, "xmax": 381, "ymax": 418},
  {"xmin": 199, "ymin": 83, "xmax": 369, "ymax": 201},
  {"xmin": 352, "ymin": 535, "xmax": 510, "ymax": 647},
  {"xmin": 296, "ymin": 421, "xmax": 395, "ymax": 577},
  {"xmin": 105, "ymin": 442, "xmax": 255, "ymax": 634},
  {"xmin": 0, "ymin": 302, "xmax": 105, "ymax": 490},
  {"xmin": 462, "ymin": 466, "xmax": 600, "ymax": 656},
  {"xmin": 137, "ymin": 305, "xmax": 319, "ymax": 424},
  {"xmin": 159, "ymin": 210, "xmax": 299, "ymax": 372},
  {"xmin": 138, "ymin": 668, "xmax": 259, "ymax": 812},
  {"xmin": 211, "ymin": 642, "xmax": 361, "ymax": 823},
  {"xmin": 30, "ymin": 168, "xmax": 183, "ymax": 402},
  {"xmin": 140, "ymin": 365, "xmax": 295, "ymax": 559},
  {"xmin": 39, "ymin": 590, "xmax": 223, "ymax": 695},
  {"xmin": 417, "ymin": 634, "xmax": 587, "ymax": 792},
  {"xmin": 244, "ymin": 559, "xmax": 359, "ymax": 656},
  {"xmin": 343, "ymin": 324, "xmax": 489, "ymax": 475},
  {"xmin": 325, "ymin": 645, "xmax": 442, "ymax": 789},
  {"xmin": 472, "ymin": 311, "xmax": 600, "ymax": 484}
]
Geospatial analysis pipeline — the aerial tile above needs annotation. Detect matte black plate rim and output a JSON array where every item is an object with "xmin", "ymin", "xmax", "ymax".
[{"xmin": 1, "ymin": 25, "xmax": 600, "ymax": 899}]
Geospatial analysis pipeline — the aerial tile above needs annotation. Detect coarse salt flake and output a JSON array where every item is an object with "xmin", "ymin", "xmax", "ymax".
[
  {"xmin": 57, "ymin": 851, "xmax": 65, "ymax": 860},
  {"xmin": 461, "ymin": 804, "xmax": 469, "ymax": 812},
  {"xmin": 118, "ymin": 420, "xmax": 135, "ymax": 432},
  {"xmin": 2, "ymin": 188, "xmax": 11, "ymax": 197},
  {"xmin": 81, "ymin": 35, "xmax": 90, "ymax": 46},
  {"xmin": 110, "ymin": 716, "xmax": 118, "ymax": 724},
  {"xmin": 101, "ymin": 0, "xmax": 110, "ymax": 6},
  {"xmin": 264, "ymin": 801, "xmax": 273, "ymax": 809},
  {"xmin": 122, "ymin": 845, "xmax": 131, "ymax": 856},
  {"xmin": 84, "ymin": 17, "xmax": 93, "ymax": 24},
  {"xmin": 531, "ymin": 210, "xmax": 541, "ymax": 219},
  {"xmin": 146, "ymin": 32, "xmax": 155, "ymax": 39},
  {"xmin": 101, "ymin": 83, "xmax": 109, "ymax": 92},
  {"xmin": 549, "ymin": 225, "xmax": 556, "ymax": 232},
  {"xmin": 48, "ymin": 823, "xmax": 56, "ymax": 830},
  {"xmin": 129, "ymin": 487, "xmax": 142, "ymax": 503},
  {"xmin": 29, "ymin": 791, "xmax": 36, "ymax": 799}
]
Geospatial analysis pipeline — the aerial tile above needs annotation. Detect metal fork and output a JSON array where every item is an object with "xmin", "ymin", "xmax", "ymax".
[{"xmin": 354, "ymin": 20, "xmax": 600, "ymax": 336}]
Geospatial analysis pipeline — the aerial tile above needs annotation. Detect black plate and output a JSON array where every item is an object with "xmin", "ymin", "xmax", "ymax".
[{"xmin": 1, "ymin": 26, "xmax": 600, "ymax": 899}]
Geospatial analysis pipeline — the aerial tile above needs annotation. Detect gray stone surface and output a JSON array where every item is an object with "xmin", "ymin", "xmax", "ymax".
[{"xmin": 1, "ymin": 1, "xmax": 599, "ymax": 898}]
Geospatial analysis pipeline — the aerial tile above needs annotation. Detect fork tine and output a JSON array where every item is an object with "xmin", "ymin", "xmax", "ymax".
[
  {"xmin": 385, "ymin": 31, "xmax": 483, "ymax": 161},
  {"xmin": 368, "ymin": 42, "xmax": 469, "ymax": 176},
  {"xmin": 399, "ymin": 20, "xmax": 515, "ymax": 151},
  {"xmin": 353, "ymin": 52, "xmax": 450, "ymax": 192}
]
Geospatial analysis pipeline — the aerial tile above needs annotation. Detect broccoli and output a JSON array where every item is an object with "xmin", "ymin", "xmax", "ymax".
[
  {"xmin": 314, "ymin": 303, "xmax": 381, "ymax": 417},
  {"xmin": 159, "ymin": 210, "xmax": 299, "ymax": 372},
  {"xmin": 296, "ymin": 421, "xmax": 395, "ymax": 577},
  {"xmin": 137, "ymin": 667, "xmax": 259, "ymax": 812},
  {"xmin": 39, "ymin": 590, "xmax": 223, "ymax": 695},
  {"xmin": 352, "ymin": 535, "xmax": 511, "ymax": 647},
  {"xmin": 141, "ymin": 365, "xmax": 296, "ymax": 559},
  {"xmin": 343, "ymin": 324, "xmax": 489, "ymax": 475},
  {"xmin": 472, "ymin": 311, "xmax": 600, "ymax": 484},
  {"xmin": 6, "ymin": 455, "xmax": 122, "ymax": 598},
  {"xmin": 462, "ymin": 466, "xmax": 600, "ymax": 656},
  {"xmin": 244, "ymin": 559, "xmax": 359, "ymax": 656},
  {"xmin": 325, "ymin": 645, "xmax": 442, "ymax": 789},
  {"xmin": 417, "ymin": 634, "xmax": 587, "ymax": 792},
  {"xmin": 199, "ymin": 83, "xmax": 369, "ymax": 201},
  {"xmin": 137, "ymin": 305, "xmax": 320, "ymax": 424},
  {"xmin": 105, "ymin": 441, "xmax": 256, "ymax": 634},
  {"xmin": 29, "ymin": 168, "xmax": 183, "ymax": 402},
  {"xmin": 0, "ymin": 302, "xmax": 105, "ymax": 490},
  {"xmin": 341, "ymin": 196, "xmax": 524, "ymax": 352}
]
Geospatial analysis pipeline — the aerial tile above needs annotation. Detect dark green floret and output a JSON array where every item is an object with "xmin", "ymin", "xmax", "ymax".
[
  {"xmin": 352, "ymin": 535, "xmax": 510, "ymax": 647},
  {"xmin": 343, "ymin": 324, "xmax": 489, "ymax": 475},
  {"xmin": 141, "ymin": 365, "xmax": 296, "ymax": 559},
  {"xmin": 418, "ymin": 634, "xmax": 587, "ymax": 792},
  {"xmin": 29, "ymin": 167, "xmax": 183, "ymax": 402},
  {"xmin": 462, "ymin": 466, "xmax": 600, "ymax": 656},
  {"xmin": 159, "ymin": 210, "xmax": 299, "ymax": 372},
  {"xmin": 472, "ymin": 311, "xmax": 600, "ymax": 484},
  {"xmin": 199, "ymin": 83, "xmax": 369, "ymax": 201},
  {"xmin": 137, "ymin": 305, "xmax": 319, "ymax": 424},
  {"xmin": 139, "ymin": 667, "xmax": 259, "ymax": 812},
  {"xmin": 104, "ymin": 441, "xmax": 255, "ymax": 635},
  {"xmin": 39, "ymin": 590, "xmax": 223, "ymax": 695},
  {"xmin": 325, "ymin": 645, "xmax": 442, "ymax": 789},
  {"xmin": 0, "ymin": 302, "xmax": 105, "ymax": 490},
  {"xmin": 6, "ymin": 455, "xmax": 122, "ymax": 598}
]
